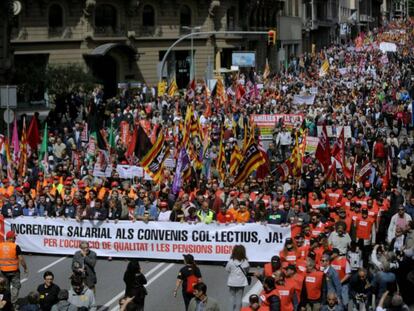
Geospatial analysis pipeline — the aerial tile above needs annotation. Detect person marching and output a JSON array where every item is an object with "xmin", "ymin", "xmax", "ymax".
[
  {"xmin": 174, "ymin": 254, "xmax": 202, "ymax": 311},
  {"xmin": 0, "ymin": 231, "xmax": 28, "ymax": 309}
]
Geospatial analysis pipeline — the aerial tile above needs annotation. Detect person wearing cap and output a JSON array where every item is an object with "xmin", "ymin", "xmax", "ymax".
[
  {"xmin": 262, "ymin": 256, "xmax": 281, "ymax": 278},
  {"xmin": 354, "ymin": 207, "xmax": 376, "ymax": 266},
  {"xmin": 0, "ymin": 230, "xmax": 28, "ymax": 308},
  {"xmin": 50, "ymin": 289, "xmax": 77, "ymax": 311},
  {"xmin": 280, "ymin": 238, "xmax": 300, "ymax": 268},
  {"xmin": 240, "ymin": 294, "xmax": 260, "ymax": 311},
  {"xmin": 225, "ymin": 245, "xmax": 250, "ymax": 311},
  {"xmin": 174, "ymin": 254, "xmax": 202, "ymax": 311},
  {"xmin": 285, "ymin": 264, "xmax": 304, "ymax": 307},
  {"xmin": 157, "ymin": 201, "xmax": 171, "ymax": 222}
]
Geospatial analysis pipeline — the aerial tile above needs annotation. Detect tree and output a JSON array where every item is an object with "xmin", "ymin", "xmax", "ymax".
[{"xmin": 45, "ymin": 63, "xmax": 95, "ymax": 97}]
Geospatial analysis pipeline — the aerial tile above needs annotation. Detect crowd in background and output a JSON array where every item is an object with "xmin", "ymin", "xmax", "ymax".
[{"xmin": 0, "ymin": 17, "xmax": 414, "ymax": 311}]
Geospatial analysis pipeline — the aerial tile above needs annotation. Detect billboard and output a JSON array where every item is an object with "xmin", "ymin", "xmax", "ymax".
[{"xmin": 232, "ymin": 52, "xmax": 256, "ymax": 67}]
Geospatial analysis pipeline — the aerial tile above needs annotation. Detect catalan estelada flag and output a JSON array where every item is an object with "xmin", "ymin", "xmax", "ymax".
[
  {"xmin": 229, "ymin": 144, "xmax": 242, "ymax": 176},
  {"xmin": 140, "ymin": 131, "xmax": 170, "ymax": 184},
  {"xmin": 233, "ymin": 141, "xmax": 266, "ymax": 186},
  {"xmin": 216, "ymin": 127, "xmax": 226, "ymax": 180}
]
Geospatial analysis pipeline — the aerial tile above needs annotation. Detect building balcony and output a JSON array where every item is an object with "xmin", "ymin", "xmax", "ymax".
[{"xmin": 93, "ymin": 26, "xmax": 127, "ymax": 38}]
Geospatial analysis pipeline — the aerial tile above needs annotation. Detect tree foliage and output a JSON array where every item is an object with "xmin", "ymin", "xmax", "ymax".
[{"xmin": 45, "ymin": 63, "xmax": 95, "ymax": 97}]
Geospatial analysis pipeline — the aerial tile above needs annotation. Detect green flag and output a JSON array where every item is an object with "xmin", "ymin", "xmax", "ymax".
[
  {"xmin": 39, "ymin": 123, "xmax": 48, "ymax": 171},
  {"xmin": 108, "ymin": 122, "xmax": 116, "ymax": 150}
]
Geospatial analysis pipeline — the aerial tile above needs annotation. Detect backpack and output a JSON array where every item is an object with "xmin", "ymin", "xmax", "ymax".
[{"xmin": 186, "ymin": 274, "xmax": 199, "ymax": 294}]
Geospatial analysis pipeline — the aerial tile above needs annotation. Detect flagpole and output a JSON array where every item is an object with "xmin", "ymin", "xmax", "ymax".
[{"xmin": 352, "ymin": 155, "xmax": 357, "ymax": 185}]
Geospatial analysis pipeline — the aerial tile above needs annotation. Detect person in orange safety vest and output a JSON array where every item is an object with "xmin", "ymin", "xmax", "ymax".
[
  {"xmin": 0, "ymin": 231, "xmax": 28, "ymax": 308},
  {"xmin": 258, "ymin": 277, "xmax": 281, "ymax": 311}
]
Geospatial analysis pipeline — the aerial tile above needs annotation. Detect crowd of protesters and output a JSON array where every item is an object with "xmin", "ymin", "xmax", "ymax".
[{"xmin": 1, "ymin": 16, "xmax": 414, "ymax": 311}]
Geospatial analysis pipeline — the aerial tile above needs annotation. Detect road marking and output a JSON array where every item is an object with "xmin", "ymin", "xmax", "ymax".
[
  {"xmin": 37, "ymin": 257, "xmax": 68, "ymax": 273},
  {"xmin": 21, "ymin": 278, "xmax": 28, "ymax": 283},
  {"xmin": 109, "ymin": 263, "xmax": 175, "ymax": 311},
  {"xmin": 242, "ymin": 280, "xmax": 262, "ymax": 304},
  {"xmin": 99, "ymin": 262, "xmax": 167, "ymax": 311}
]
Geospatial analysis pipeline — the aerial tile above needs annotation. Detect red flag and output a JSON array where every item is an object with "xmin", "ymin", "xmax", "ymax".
[
  {"xmin": 382, "ymin": 156, "xmax": 392, "ymax": 190},
  {"xmin": 315, "ymin": 126, "xmax": 331, "ymax": 172},
  {"xmin": 125, "ymin": 126, "xmax": 137, "ymax": 161},
  {"xmin": 326, "ymin": 160, "xmax": 338, "ymax": 182},
  {"xmin": 356, "ymin": 159, "xmax": 372, "ymax": 183},
  {"xmin": 236, "ymin": 84, "xmax": 246, "ymax": 102},
  {"xmin": 18, "ymin": 117, "xmax": 28, "ymax": 176},
  {"xmin": 275, "ymin": 160, "xmax": 291, "ymax": 181},
  {"xmin": 27, "ymin": 116, "xmax": 40, "ymax": 150}
]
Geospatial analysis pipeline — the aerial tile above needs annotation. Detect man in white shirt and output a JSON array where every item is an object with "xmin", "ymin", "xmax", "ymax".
[{"xmin": 275, "ymin": 126, "xmax": 292, "ymax": 160}]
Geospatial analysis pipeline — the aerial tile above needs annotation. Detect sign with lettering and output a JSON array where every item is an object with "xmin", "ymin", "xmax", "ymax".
[{"xmin": 4, "ymin": 217, "xmax": 291, "ymax": 262}]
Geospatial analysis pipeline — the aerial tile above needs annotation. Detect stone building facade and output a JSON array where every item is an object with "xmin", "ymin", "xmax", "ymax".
[{"xmin": 9, "ymin": 0, "xmax": 304, "ymax": 96}]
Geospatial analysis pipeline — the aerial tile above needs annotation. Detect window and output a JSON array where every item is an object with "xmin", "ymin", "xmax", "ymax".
[
  {"xmin": 180, "ymin": 5, "xmax": 191, "ymax": 27},
  {"xmin": 226, "ymin": 7, "xmax": 235, "ymax": 30},
  {"xmin": 49, "ymin": 4, "xmax": 63, "ymax": 28},
  {"xmin": 143, "ymin": 5, "xmax": 155, "ymax": 26},
  {"xmin": 95, "ymin": 4, "xmax": 117, "ymax": 29}
]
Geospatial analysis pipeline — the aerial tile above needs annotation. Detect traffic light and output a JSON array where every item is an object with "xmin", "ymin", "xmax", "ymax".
[{"xmin": 268, "ymin": 30, "xmax": 276, "ymax": 45}]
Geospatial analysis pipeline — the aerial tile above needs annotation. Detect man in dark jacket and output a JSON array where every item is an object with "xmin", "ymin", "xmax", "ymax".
[{"xmin": 72, "ymin": 242, "xmax": 97, "ymax": 290}]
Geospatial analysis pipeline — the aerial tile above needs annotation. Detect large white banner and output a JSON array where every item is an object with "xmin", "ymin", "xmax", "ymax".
[
  {"xmin": 3, "ymin": 217, "xmax": 290, "ymax": 262},
  {"xmin": 293, "ymin": 94, "xmax": 315, "ymax": 105}
]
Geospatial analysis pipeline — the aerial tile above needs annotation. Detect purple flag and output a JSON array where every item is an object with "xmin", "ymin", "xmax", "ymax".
[{"xmin": 172, "ymin": 147, "xmax": 190, "ymax": 195}]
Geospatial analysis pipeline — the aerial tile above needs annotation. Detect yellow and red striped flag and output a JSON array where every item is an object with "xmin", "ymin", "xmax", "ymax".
[
  {"xmin": 18, "ymin": 117, "xmax": 28, "ymax": 176},
  {"xmin": 229, "ymin": 144, "xmax": 242, "ymax": 176},
  {"xmin": 140, "ymin": 131, "xmax": 170, "ymax": 184}
]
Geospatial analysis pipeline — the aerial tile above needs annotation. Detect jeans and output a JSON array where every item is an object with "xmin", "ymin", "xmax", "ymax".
[
  {"xmin": 182, "ymin": 291, "xmax": 194, "ymax": 311},
  {"xmin": 341, "ymin": 284, "xmax": 349, "ymax": 307},
  {"xmin": 229, "ymin": 286, "xmax": 244, "ymax": 311},
  {"xmin": 373, "ymin": 271, "xmax": 396, "ymax": 300}
]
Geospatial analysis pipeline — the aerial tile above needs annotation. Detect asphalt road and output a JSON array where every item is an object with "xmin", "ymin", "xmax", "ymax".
[{"xmin": 19, "ymin": 254, "xmax": 263, "ymax": 311}]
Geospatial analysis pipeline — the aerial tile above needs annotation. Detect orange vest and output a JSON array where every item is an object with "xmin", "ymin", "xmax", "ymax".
[
  {"xmin": 259, "ymin": 288, "xmax": 279, "ymax": 311},
  {"xmin": 325, "ymin": 189, "xmax": 343, "ymax": 207},
  {"xmin": 241, "ymin": 307, "xmax": 256, "ymax": 311},
  {"xmin": 355, "ymin": 216, "xmax": 374, "ymax": 240},
  {"xmin": 275, "ymin": 283, "xmax": 294, "ymax": 311},
  {"xmin": 285, "ymin": 273, "xmax": 305, "ymax": 303},
  {"xmin": 263, "ymin": 263, "xmax": 275, "ymax": 278},
  {"xmin": 0, "ymin": 242, "xmax": 19, "ymax": 272},
  {"xmin": 280, "ymin": 250, "xmax": 300, "ymax": 267},
  {"xmin": 331, "ymin": 256, "xmax": 348, "ymax": 281},
  {"xmin": 304, "ymin": 270, "xmax": 324, "ymax": 301}
]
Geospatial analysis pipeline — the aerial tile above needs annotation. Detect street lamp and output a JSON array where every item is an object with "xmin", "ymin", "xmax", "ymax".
[{"xmin": 182, "ymin": 26, "xmax": 202, "ymax": 81}]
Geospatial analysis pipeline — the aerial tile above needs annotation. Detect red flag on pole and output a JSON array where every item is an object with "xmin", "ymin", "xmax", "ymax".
[
  {"xmin": 27, "ymin": 116, "xmax": 40, "ymax": 151},
  {"xmin": 315, "ymin": 126, "xmax": 331, "ymax": 172}
]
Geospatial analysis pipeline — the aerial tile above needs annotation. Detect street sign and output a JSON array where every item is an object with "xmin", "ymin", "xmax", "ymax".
[
  {"xmin": 3, "ymin": 108, "xmax": 14, "ymax": 124},
  {"xmin": 0, "ymin": 86, "xmax": 17, "ymax": 108}
]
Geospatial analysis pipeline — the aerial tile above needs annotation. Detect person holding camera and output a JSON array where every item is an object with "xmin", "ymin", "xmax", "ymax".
[{"xmin": 225, "ymin": 245, "xmax": 250, "ymax": 311}]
